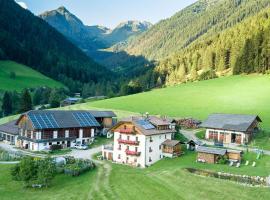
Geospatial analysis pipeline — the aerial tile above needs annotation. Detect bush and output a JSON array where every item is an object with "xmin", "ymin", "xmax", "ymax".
[
  {"xmin": 218, "ymin": 155, "xmax": 228, "ymax": 164},
  {"xmin": 11, "ymin": 157, "xmax": 56, "ymax": 188},
  {"xmin": 50, "ymin": 145, "xmax": 62, "ymax": 151},
  {"xmin": 199, "ymin": 69, "xmax": 217, "ymax": 81},
  {"xmin": 64, "ymin": 159, "xmax": 95, "ymax": 176},
  {"xmin": 0, "ymin": 149, "xmax": 23, "ymax": 161}
]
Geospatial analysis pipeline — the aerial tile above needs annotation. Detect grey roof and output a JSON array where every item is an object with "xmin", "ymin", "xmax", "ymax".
[
  {"xmin": 117, "ymin": 116, "xmax": 176, "ymax": 136},
  {"xmin": 161, "ymin": 139, "xmax": 180, "ymax": 147},
  {"xmin": 0, "ymin": 120, "xmax": 19, "ymax": 135},
  {"xmin": 88, "ymin": 110, "xmax": 116, "ymax": 118},
  {"xmin": 18, "ymin": 110, "xmax": 117, "ymax": 129},
  {"xmin": 200, "ymin": 113, "xmax": 261, "ymax": 132},
  {"xmin": 196, "ymin": 146, "xmax": 227, "ymax": 156}
]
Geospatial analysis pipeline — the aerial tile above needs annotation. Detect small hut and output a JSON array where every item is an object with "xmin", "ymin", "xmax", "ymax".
[{"xmin": 161, "ymin": 140, "xmax": 182, "ymax": 158}]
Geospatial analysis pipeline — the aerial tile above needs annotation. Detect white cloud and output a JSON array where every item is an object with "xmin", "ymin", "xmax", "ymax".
[{"xmin": 16, "ymin": 1, "xmax": 28, "ymax": 9}]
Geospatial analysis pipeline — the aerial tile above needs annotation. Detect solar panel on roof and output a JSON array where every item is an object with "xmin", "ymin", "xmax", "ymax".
[
  {"xmin": 136, "ymin": 120, "xmax": 155, "ymax": 130},
  {"xmin": 72, "ymin": 112, "xmax": 100, "ymax": 127},
  {"xmin": 29, "ymin": 113, "xmax": 59, "ymax": 129}
]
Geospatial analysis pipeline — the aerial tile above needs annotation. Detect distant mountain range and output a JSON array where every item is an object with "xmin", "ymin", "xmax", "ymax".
[
  {"xmin": 39, "ymin": 7, "xmax": 152, "ymax": 63},
  {"xmin": 0, "ymin": 0, "xmax": 113, "ymax": 94}
]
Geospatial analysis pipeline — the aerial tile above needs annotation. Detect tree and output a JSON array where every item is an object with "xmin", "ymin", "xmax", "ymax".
[
  {"xmin": 37, "ymin": 158, "xmax": 56, "ymax": 187},
  {"xmin": 20, "ymin": 89, "xmax": 32, "ymax": 112},
  {"xmin": 18, "ymin": 157, "xmax": 37, "ymax": 187},
  {"xmin": 49, "ymin": 90, "xmax": 61, "ymax": 108},
  {"xmin": 2, "ymin": 92, "xmax": 12, "ymax": 116}
]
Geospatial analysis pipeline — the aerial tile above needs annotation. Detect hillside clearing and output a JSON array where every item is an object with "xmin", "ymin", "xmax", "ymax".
[{"xmin": 0, "ymin": 61, "xmax": 64, "ymax": 91}]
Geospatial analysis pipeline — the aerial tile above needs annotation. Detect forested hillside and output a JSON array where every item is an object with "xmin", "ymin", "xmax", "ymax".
[
  {"xmin": 116, "ymin": 0, "xmax": 270, "ymax": 60},
  {"xmin": 0, "ymin": 0, "xmax": 113, "ymax": 94},
  {"xmin": 157, "ymin": 8, "xmax": 270, "ymax": 85}
]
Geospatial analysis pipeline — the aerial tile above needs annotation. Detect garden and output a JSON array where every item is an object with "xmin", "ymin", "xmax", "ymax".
[{"xmin": 0, "ymin": 148, "xmax": 23, "ymax": 161}]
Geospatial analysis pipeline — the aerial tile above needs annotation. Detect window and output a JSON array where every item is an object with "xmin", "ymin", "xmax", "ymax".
[
  {"xmin": 165, "ymin": 135, "xmax": 167, "ymax": 139},
  {"xmin": 149, "ymin": 157, "xmax": 152, "ymax": 162},
  {"xmin": 134, "ymin": 158, "xmax": 137, "ymax": 163},
  {"xmin": 57, "ymin": 142, "xmax": 60, "ymax": 145},
  {"xmin": 43, "ymin": 143, "xmax": 47, "ymax": 146},
  {"xmin": 135, "ymin": 147, "xmax": 138, "ymax": 152},
  {"xmin": 124, "ymin": 125, "xmax": 127, "ymax": 129},
  {"xmin": 159, "ymin": 145, "xmax": 161, "ymax": 150},
  {"xmin": 118, "ymin": 154, "xmax": 121, "ymax": 159},
  {"xmin": 160, "ymin": 155, "xmax": 162, "ymax": 158},
  {"xmin": 127, "ymin": 136, "xmax": 130, "ymax": 140},
  {"xmin": 136, "ymin": 137, "xmax": 138, "ymax": 141},
  {"xmin": 119, "ymin": 134, "xmax": 122, "ymax": 139},
  {"xmin": 49, "ymin": 142, "xmax": 52, "ymax": 145},
  {"xmin": 150, "ymin": 137, "xmax": 153, "ymax": 142},
  {"xmin": 127, "ymin": 146, "xmax": 129, "ymax": 150},
  {"xmin": 149, "ymin": 147, "xmax": 152, "ymax": 152},
  {"xmin": 62, "ymin": 141, "xmax": 65, "ymax": 144},
  {"xmin": 118, "ymin": 144, "xmax": 121, "ymax": 150}
]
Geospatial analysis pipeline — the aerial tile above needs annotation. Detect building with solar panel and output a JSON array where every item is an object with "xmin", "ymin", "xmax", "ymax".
[
  {"xmin": 15, "ymin": 110, "xmax": 116, "ymax": 151},
  {"xmin": 102, "ymin": 116, "xmax": 181, "ymax": 168}
]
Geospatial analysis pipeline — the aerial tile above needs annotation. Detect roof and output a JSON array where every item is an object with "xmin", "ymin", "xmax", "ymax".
[
  {"xmin": 114, "ymin": 116, "xmax": 175, "ymax": 136},
  {"xmin": 88, "ymin": 110, "xmax": 117, "ymax": 118},
  {"xmin": 227, "ymin": 149, "xmax": 243, "ymax": 154},
  {"xmin": 161, "ymin": 139, "xmax": 180, "ymax": 147},
  {"xmin": 196, "ymin": 146, "xmax": 227, "ymax": 156},
  {"xmin": 0, "ymin": 120, "xmax": 19, "ymax": 135},
  {"xmin": 200, "ymin": 113, "xmax": 262, "ymax": 132},
  {"xmin": 16, "ymin": 110, "xmax": 116, "ymax": 130}
]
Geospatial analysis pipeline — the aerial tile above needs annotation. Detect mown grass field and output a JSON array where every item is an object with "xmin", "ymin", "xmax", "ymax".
[
  {"xmin": 1, "ymin": 151, "xmax": 270, "ymax": 200},
  {"xmin": 88, "ymin": 75, "xmax": 270, "ymax": 128},
  {"xmin": 0, "ymin": 61, "xmax": 64, "ymax": 91}
]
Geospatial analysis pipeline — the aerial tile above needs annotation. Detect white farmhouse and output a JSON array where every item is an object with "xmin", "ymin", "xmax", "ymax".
[
  {"xmin": 103, "ymin": 116, "xmax": 181, "ymax": 168},
  {"xmin": 200, "ymin": 113, "xmax": 262, "ymax": 145}
]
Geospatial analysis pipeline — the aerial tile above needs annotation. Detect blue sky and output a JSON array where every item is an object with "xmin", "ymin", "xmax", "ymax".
[{"xmin": 17, "ymin": 0, "xmax": 197, "ymax": 29}]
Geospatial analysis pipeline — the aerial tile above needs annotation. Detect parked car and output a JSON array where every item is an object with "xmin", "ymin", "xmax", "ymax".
[{"xmin": 74, "ymin": 144, "xmax": 88, "ymax": 150}]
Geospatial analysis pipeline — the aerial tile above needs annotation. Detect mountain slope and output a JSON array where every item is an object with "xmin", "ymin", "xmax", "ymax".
[
  {"xmin": 157, "ymin": 7, "xmax": 270, "ymax": 85},
  {"xmin": 0, "ymin": 0, "xmax": 112, "ymax": 93},
  {"xmin": 40, "ymin": 7, "xmax": 152, "ymax": 51},
  {"xmin": 117, "ymin": 0, "xmax": 270, "ymax": 60},
  {"xmin": 0, "ymin": 61, "xmax": 64, "ymax": 91}
]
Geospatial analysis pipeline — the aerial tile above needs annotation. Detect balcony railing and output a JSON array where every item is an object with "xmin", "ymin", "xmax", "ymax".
[
  {"xmin": 118, "ymin": 139, "xmax": 139, "ymax": 145},
  {"xmin": 125, "ymin": 149, "xmax": 141, "ymax": 156},
  {"xmin": 119, "ymin": 129, "xmax": 136, "ymax": 134}
]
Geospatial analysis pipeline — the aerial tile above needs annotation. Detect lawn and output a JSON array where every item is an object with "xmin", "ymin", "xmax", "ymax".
[
  {"xmin": 196, "ymin": 129, "xmax": 206, "ymax": 140},
  {"xmin": 1, "ymin": 151, "xmax": 270, "ymax": 200},
  {"xmin": 0, "ymin": 61, "xmax": 64, "ymax": 91},
  {"xmin": 89, "ymin": 136, "xmax": 113, "ymax": 148}
]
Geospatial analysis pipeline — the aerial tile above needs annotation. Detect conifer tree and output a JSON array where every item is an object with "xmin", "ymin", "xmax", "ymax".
[
  {"xmin": 2, "ymin": 92, "xmax": 12, "ymax": 116},
  {"xmin": 20, "ymin": 89, "xmax": 32, "ymax": 112}
]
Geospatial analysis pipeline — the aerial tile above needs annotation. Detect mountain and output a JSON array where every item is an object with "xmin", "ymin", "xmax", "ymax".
[
  {"xmin": 157, "ymin": 7, "xmax": 270, "ymax": 85},
  {"xmin": 39, "ymin": 7, "xmax": 152, "ymax": 54},
  {"xmin": 104, "ymin": 21, "xmax": 152, "ymax": 45},
  {"xmin": 0, "ymin": 0, "xmax": 113, "ymax": 93},
  {"xmin": 39, "ymin": 6, "xmax": 108, "ymax": 54},
  {"xmin": 115, "ymin": 0, "xmax": 270, "ymax": 61}
]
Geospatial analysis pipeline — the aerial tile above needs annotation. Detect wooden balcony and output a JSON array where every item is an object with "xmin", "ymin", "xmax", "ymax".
[
  {"xmin": 119, "ymin": 129, "xmax": 136, "ymax": 134},
  {"xmin": 125, "ymin": 149, "xmax": 141, "ymax": 156},
  {"xmin": 118, "ymin": 139, "xmax": 139, "ymax": 145}
]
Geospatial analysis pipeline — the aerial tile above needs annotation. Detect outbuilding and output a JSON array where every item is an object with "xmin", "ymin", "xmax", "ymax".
[{"xmin": 0, "ymin": 120, "xmax": 19, "ymax": 145}]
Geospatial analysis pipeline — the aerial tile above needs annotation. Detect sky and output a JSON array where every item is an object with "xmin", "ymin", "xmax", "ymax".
[{"xmin": 16, "ymin": 0, "xmax": 197, "ymax": 29}]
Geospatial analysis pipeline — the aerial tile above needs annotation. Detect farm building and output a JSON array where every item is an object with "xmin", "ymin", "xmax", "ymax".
[
  {"xmin": 0, "ymin": 120, "xmax": 19, "ymax": 145},
  {"xmin": 196, "ymin": 146, "xmax": 242, "ymax": 164},
  {"xmin": 200, "ymin": 114, "xmax": 261, "ymax": 145},
  {"xmin": 103, "ymin": 115, "xmax": 178, "ymax": 168},
  {"xmin": 15, "ymin": 110, "xmax": 116, "ymax": 151}
]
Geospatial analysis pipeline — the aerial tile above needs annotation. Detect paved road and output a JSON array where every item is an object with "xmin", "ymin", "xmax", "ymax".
[
  {"xmin": 181, "ymin": 129, "xmax": 270, "ymax": 155},
  {"xmin": 0, "ymin": 142, "xmax": 103, "ymax": 159}
]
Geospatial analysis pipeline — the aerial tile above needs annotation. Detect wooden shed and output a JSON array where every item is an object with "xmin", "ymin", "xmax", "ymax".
[
  {"xmin": 161, "ymin": 139, "xmax": 182, "ymax": 158},
  {"xmin": 196, "ymin": 146, "xmax": 227, "ymax": 164},
  {"xmin": 227, "ymin": 149, "xmax": 243, "ymax": 162}
]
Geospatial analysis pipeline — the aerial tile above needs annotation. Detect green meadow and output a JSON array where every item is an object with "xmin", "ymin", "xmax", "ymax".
[
  {"xmin": 88, "ymin": 75, "xmax": 270, "ymax": 129},
  {"xmin": 1, "ymin": 151, "xmax": 270, "ymax": 200},
  {"xmin": 0, "ymin": 61, "xmax": 64, "ymax": 91}
]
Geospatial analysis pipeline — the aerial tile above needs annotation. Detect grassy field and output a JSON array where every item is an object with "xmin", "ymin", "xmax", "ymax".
[
  {"xmin": 88, "ymin": 75, "xmax": 270, "ymax": 129},
  {"xmin": 0, "ymin": 61, "xmax": 64, "ymax": 91},
  {"xmin": 1, "ymin": 151, "xmax": 270, "ymax": 200}
]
